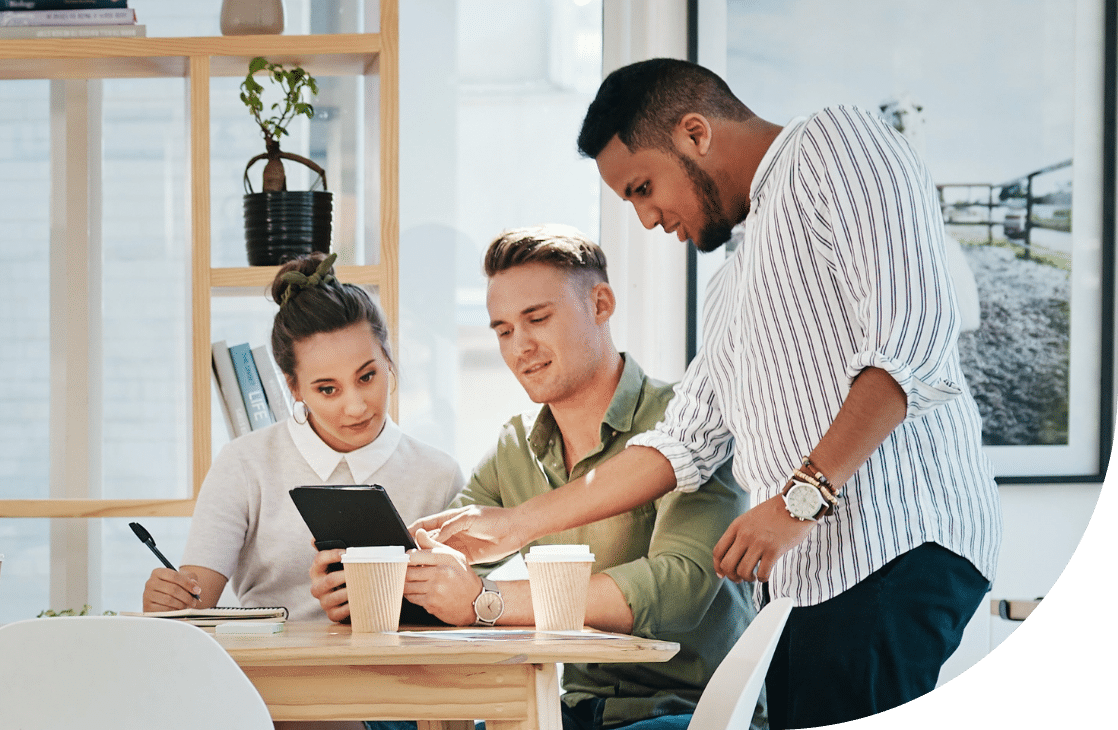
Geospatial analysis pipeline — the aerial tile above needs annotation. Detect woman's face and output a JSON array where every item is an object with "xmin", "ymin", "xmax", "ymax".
[{"xmin": 287, "ymin": 321, "xmax": 391, "ymax": 453}]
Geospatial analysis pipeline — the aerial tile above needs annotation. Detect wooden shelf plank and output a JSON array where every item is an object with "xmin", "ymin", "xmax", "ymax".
[
  {"xmin": 0, "ymin": 33, "xmax": 381, "ymax": 80},
  {"xmin": 0, "ymin": 499, "xmax": 195, "ymax": 518},
  {"xmin": 210, "ymin": 264, "xmax": 386, "ymax": 290}
]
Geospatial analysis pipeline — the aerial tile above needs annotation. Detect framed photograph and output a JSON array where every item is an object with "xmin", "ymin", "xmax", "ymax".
[{"xmin": 722, "ymin": 0, "xmax": 1115, "ymax": 482}]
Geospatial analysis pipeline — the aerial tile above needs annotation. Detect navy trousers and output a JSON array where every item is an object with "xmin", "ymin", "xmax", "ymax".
[{"xmin": 764, "ymin": 542, "xmax": 990, "ymax": 729}]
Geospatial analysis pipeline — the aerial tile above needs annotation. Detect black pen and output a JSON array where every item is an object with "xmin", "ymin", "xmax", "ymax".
[{"xmin": 128, "ymin": 521, "xmax": 201, "ymax": 600}]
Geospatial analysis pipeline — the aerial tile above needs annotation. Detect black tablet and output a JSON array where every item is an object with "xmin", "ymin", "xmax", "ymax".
[
  {"xmin": 289, "ymin": 484, "xmax": 417, "ymax": 553},
  {"xmin": 289, "ymin": 484, "xmax": 445, "ymax": 626}
]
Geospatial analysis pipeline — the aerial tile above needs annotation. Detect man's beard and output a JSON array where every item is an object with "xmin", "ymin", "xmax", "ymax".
[{"xmin": 673, "ymin": 151, "xmax": 743, "ymax": 253}]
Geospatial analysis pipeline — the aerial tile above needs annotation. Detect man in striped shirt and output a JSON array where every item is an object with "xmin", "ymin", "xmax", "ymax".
[{"xmin": 419, "ymin": 59, "xmax": 1001, "ymax": 729}]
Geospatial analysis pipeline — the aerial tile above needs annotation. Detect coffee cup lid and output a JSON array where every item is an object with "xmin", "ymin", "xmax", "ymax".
[
  {"xmin": 524, "ymin": 544, "xmax": 595, "ymax": 562},
  {"xmin": 341, "ymin": 545, "xmax": 409, "ymax": 563}
]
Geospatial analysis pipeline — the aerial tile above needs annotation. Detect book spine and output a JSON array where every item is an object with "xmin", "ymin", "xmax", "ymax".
[
  {"xmin": 0, "ymin": 0, "xmax": 129, "ymax": 11},
  {"xmin": 0, "ymin": 23, "xmax": 143, "ymax": 37},
  {"xmin": 229, "ymin": 342, "xmax": 275, "ymax": 431},
  {"xmin": 212, "ymin": 367, "xmax": 236, "ymax": 440},
  {"xmin": 251, "ymin": 344, "xmax": 292, "ymax": 422},
  {"xmin": 0, "ymin": 8, "xmax": 135, "ymax": 25},
  {"xmin": 211, "ymin": 341, "xmax": 252, "ymax": 438}
]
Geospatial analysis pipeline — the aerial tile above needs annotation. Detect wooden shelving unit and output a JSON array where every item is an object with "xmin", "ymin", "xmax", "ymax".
[{"xmin": 0, "ymin": 2, "xmax": 399, "ymax": 519}]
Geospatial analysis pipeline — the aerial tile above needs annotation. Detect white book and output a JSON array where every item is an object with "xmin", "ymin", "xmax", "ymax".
[
  {"xmin": 213, "ymin": 374, "xmax": 237, "ymax": 440},
  {"xmin": 0, "ymin": 8, "xmax": 136, "ymax": 26},
  {"xmin": 212, "ymin": 341, "xmax": 252, "ymax": 438},
  {"xmin": 251, "ymin": 344, "xmax": 291, "ymax": 422},
  {"xmin": 0, "ymin": 23, "xmax": 144, "ymax": 38}
]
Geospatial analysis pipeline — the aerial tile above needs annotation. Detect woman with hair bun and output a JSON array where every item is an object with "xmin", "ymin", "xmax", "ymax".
[{"xmin": 141, "ymin": 253, "xmax": 464, "ymax": 631}]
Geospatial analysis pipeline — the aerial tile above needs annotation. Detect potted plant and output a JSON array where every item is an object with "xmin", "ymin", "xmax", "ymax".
[{"xmin": 240, "ymin": 56, "xmax": 333, "ymax": 266}]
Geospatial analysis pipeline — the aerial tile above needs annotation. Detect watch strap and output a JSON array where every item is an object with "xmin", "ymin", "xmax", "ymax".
[{"xmin": 473, "ymin": 577, "xmax": 502, "ymax": 626}]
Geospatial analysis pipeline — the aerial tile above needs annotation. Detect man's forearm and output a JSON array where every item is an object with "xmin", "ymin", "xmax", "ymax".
[
  {"xmin": 494, "ymin": 574, "xmax": 633, "ymax": 633},
  {"xmin": 809, "ymin": 367, "xmax": 908, "ymax": 488},
  {"xmin": 512, "ymin": 446, "xmax": 677, "ymax": 545}
]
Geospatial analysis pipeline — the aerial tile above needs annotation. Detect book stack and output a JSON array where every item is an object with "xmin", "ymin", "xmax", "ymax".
[
  {"xmin": 212, "ymin": 340, "xmax": 292, "ymax": 439},
  {"xmin": 0, "ymin": 0, "xmax": 144, "ymax": 39}
]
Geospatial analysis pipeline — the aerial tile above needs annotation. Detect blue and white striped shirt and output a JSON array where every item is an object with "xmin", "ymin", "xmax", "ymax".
[{"xmin": 630, "ymin": 106, "xmax": 1002, "ymax": 607}]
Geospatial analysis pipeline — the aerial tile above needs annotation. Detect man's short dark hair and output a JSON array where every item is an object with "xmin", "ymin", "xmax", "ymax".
[
  {"xmin": 484, "ymin": 225, "xmax": 608, "ymax": 287},
  {"xmin": 577, "ymin": 58, "xmax": 753, "ymax": 159}
]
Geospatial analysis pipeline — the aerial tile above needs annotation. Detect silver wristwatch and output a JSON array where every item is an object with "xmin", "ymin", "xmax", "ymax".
[
  {"xmin": 782, "ymin": 479, "xmax": 828, "ymax": 521},
  {"xmin": 472, "ymin": 577, "xmax": 504, "ymax": 626}
]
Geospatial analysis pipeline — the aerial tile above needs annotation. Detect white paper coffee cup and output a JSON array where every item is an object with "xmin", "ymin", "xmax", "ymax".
[
  {"xmin": 342, "ymin": 546, "xmax": 409, "ymax": 633},
  {"xmin": 524, "ymin": 544, "xmax": 595, "ymax": 631}
]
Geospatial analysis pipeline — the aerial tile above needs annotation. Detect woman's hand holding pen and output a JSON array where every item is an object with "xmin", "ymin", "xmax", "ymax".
[{"xmin": 142, "ymin": 568, "xmax": 202, "ymax": 612}]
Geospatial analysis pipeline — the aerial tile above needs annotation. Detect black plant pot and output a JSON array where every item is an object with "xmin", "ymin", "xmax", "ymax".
[{"xmin": 243, "ymin": 190, "xmax": 333, "ymax": 266}]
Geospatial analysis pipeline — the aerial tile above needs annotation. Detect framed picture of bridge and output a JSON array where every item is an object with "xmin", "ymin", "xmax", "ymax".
[
  {"xmin": 723, "ymin": 0, "xmax": 1114, "ymax": 481},
  {"xmin": 938, "ymin": 0, "xmax": 1115, "ymax": 482}
]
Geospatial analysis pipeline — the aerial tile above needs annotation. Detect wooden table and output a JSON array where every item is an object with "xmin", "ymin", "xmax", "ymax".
[{"xmin": 213, "ymin": 622, "xmax": 679, "ymax": 729}]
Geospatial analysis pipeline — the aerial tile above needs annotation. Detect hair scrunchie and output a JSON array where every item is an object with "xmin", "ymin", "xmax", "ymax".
[{"xmin": 280, "ymin": 252, "xmax": 338, "ymax": 307}]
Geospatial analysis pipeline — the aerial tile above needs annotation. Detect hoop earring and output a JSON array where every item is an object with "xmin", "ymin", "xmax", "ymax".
[{"xmin": 293, "ymin": 400, "xmax": 309, "ymax": 425}]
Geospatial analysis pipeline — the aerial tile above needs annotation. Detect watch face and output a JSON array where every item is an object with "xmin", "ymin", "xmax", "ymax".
[
  {"xmin": 475, "ymin": 591, "xmax": 503, "ymax": 622},
  {"xmin": 785, "ymin": 481, "xmax": 824, "ymax": 520}
]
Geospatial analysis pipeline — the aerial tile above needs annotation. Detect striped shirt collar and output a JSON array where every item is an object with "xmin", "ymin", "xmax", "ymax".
[
  {"xmin": 286, "ymin": 414, "xmax": 403, "ymax": 483},
  {"xmin": 749, "ymin": 116, "xmax": 807, "ymax": 214}
]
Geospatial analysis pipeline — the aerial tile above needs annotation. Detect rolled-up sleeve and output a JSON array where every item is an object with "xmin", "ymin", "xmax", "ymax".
[
  {"xmin": 628, "ymin": 348, "xmax": 735, "ymax": 493},
  {"xmin": 602, "ymin": 458, "xmax": 747, "ymax": 637},
  {"xmin": 802, "ymin": 106, "xmax": 964, "ymax": 419}
]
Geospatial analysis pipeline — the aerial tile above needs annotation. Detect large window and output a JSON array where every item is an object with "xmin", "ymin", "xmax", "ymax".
[
  {"xmin": 397, "ymin": 0, "xmax": 603, "ymax": 471},
  {"xmin": 0, "ymin": 0, "xmax": 602, "ymax": 622}
]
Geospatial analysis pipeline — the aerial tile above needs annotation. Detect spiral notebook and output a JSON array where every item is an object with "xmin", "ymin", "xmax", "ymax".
[{"xmin": 123, "ymin": 606, "xmax": 288, "ymax": 627}]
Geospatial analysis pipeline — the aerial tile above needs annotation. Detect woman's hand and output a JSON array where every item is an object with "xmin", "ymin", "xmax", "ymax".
[
  {"xmin": 404, "ymin": 529, "xmax": 483, "ymax": 626},
  {"xmin": 309, "ymin": 547, "xmax": 351, "ymax": 623},
  {"xmin": 712, "ymin": 494, "xmax": 818, "ymax": 583},
  {"xmin": 142, "ymin": 568, "xmax": 202, "ymax": 612}
]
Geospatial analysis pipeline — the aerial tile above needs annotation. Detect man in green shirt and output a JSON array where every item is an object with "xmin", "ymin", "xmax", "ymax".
[{"xmin": 403, "ymin": 225, "xmax": 760, "ymax": 729}]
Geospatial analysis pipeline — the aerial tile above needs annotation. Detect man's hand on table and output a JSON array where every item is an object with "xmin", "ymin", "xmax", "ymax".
[
  {"xmin": 713, "ymin": 494, "xmax": 818, "ymax": 583},
  {"xmin": 404, "ymin": 529, "xmax": 483, "ymax": 626},
  {"xmin": 409, "ymin": 505, "xmax": 527, "ymax": 565},
  {"xmin": 309, "ymin": 547, "xmax": 351, "ymax": 623}
]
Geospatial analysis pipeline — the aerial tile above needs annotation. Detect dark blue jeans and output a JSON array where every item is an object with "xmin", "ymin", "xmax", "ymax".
[
  {"xmin": 558, "ymin": 699, "xmax": 691, "ymax": 730},
  {"xmin": 764, "ymin": 542, "xmax": 990, "ymax": 729},
  {"xmin": 366, "ymin": 703, "xmax": 691, "ymax": 730},
  {"xmin": 460, "ymin": 701, "xmax": 691, "ymax": 730}
]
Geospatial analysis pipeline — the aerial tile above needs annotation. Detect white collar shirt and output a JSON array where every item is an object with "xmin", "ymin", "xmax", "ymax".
[{"xmin": 287, "ymin": 414, "xmax": 403, "ymax": 484}]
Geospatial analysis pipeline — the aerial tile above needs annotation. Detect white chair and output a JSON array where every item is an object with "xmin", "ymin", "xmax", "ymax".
[
  {"xmin": 688, "ymin": 597, "xmax": 794, "ymax": 730},
  {"xmin": 0, "ymin": 614, "xmax": 273, "ymax": 730}
]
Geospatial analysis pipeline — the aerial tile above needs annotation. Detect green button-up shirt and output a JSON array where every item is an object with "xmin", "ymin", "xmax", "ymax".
[{"xmin": 451, "ymin": 355, "xmax": 756, "ymax": 727}]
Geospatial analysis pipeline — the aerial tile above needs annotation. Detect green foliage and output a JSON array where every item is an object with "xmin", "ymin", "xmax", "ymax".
[
  {"xmin": 239, "ymin": 56, "xmax": 320, "ymax": 146},
  {"xmin": 37, "ymin": 605, "xmax": 117, "ymax": 617}
]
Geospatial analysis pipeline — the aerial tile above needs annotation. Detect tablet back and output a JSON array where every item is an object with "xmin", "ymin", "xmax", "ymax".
[
  {"xmin": 289, "ymin": 484, "xmax": 417, "ymax": 552},
  {"xmin": 289, "ymin": 484, "xmax": 444, "ymax": 626}
]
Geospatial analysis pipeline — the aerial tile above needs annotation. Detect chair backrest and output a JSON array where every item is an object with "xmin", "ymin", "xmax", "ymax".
[
  {"xmin": 0, "ymin": 615, "xmax": 273, "ymax": 730},
  {"xmin": 689, "ymin": 596, "xmax": 794, "ymax": 730}
]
